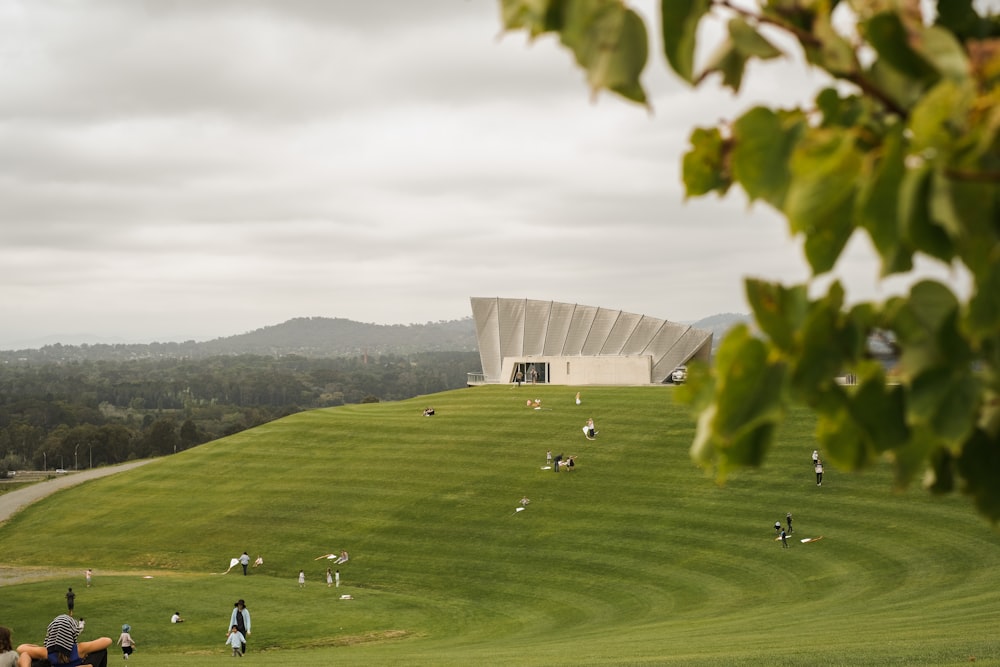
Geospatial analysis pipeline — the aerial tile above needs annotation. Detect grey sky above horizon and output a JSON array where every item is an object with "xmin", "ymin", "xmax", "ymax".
[{"xmin": 0, "ymin": 0, "xmax": 970, "ymax": 349}]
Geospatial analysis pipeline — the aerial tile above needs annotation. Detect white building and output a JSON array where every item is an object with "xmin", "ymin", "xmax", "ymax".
[{"xmin": 470, "ymin": 297, "xmax": 713, "ymax": 386}]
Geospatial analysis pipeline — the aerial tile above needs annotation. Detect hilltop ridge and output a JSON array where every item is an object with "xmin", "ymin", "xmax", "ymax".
[
  {"xmin": 2, "ymin": 313, "xmax": 748, "ymax": 362},
  {"xmin": 1, "ymin": 316, "xmax": 478, "ymax": 362}
]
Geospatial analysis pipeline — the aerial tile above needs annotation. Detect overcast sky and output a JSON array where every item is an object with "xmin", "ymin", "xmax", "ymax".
[{"xmin": 0, "ymin": 0, "xmax": 970, "ymax": 348}]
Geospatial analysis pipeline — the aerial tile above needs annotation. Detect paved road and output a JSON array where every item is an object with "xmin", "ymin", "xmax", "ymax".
[{"xmin": 0, "ymin": 460, "xmax": 152, "ymax": 524}]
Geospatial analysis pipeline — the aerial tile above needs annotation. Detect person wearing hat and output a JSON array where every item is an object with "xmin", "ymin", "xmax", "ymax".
[
  {"xmin": 228, "ymin": 600, "xmax": 251, "ymax": 655},
  {"xmin": 15, "ymin": 613, "xmax": 111, "ymax": 667},
  {"xmin": 116, "ymin": 625, "xmax": 136, "ymax": 661}
]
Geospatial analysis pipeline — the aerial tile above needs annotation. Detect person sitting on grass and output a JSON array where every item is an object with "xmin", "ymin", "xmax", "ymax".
[
  {"xmin": 16, "ymin": 614, "xmax": 111, "ymax": 667},
  {"xmin": 1, "ymin": 626, "xmax": 18, "ymax": 667}
]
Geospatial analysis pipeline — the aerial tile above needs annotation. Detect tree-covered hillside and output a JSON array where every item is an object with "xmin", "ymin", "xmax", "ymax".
[{"xmin": 0, "ymin": 351, "xmax": 479, "ymax": 476}]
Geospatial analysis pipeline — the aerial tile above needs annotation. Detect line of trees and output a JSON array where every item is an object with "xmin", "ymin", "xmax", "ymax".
[{"xmin": 0, "ymin": 351, "xmax": 479, "ymax": 475}]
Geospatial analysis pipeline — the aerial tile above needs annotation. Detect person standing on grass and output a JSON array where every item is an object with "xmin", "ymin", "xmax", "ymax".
[
  {"xmin": 239, "ymin": 551, "xmax": 250, "ymax": 576},
  {"xmin": 225, "ymin": 625, "xmax": 245, "ymax": 657},
  {"xmin": 229, "ymin": 600, "xmax": 250, "ymax": 655},
  {"xmin": 65, "ymin": 587, "xmax": 75, "ymax": 617},
  {"xmin": 116, "ymin": 624, "xmax": 136, "ymax": 661},
  {"xmin": 780, "ymin": 529, "xmax": 789, "ymax": 548},
  {"xmin": 326, "ymin": 568, "xmax": 333, "ymax": 587},
  {"xmin": 335, "ymin": 569, "xmax": 340, "ymax": 588},
  {"xmin": 786, "ymin": 513, "xmax": 793, "ymax": 534},
  {"xmin": 774, "ymin": 521, "xmax": 781, "ymax": 535},
  {"xmin": 815, "ymin": 460, "xmax": 824, "ymax": 486},
  {"xmin": 298, "ymin": 570, "xmax": 305, "ymax": 588},
  {"xmin": 85, "ymin": 569, "xmax": 92, "ymax": 588}
]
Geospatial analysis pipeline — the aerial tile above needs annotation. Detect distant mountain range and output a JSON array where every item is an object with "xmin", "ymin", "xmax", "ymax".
[{"xmin": 0, "ymin": 313, "xmax": 750, "ymax": 363}]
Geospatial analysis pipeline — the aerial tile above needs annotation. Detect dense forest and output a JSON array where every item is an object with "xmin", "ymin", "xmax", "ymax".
[{"xmin": 0, "ymin": 350, "xmax": 480, "ymax": 476}]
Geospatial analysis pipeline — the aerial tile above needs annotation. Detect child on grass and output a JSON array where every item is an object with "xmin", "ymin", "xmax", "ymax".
[
  {"xmin": 225, "ymin": 625, "xmax": 245, "ymax": 657},
  {"xmin": 117, "ymin": 624, "xmax": 136, "ymax": 660}
]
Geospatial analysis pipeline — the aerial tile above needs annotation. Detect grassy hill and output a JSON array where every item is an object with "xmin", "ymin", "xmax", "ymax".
[{"xmin": 0, "ymin": 386, "xmax": 998, "ymax": 666}]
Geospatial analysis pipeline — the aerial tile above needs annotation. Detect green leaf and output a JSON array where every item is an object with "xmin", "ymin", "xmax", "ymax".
[
  {"xmin": 682, "ymin": 127, "xmax": 731, "ymax": 197},
  {"xmin": 499, "ymin": 0, "xmax": 559, "ymax": 35},
  {"xmin": 957, "ymin": 428, "xmax": 1000, "ymax": 521},
  {"xmin": 885, "ymin": 280, "xmax": 966, "ymax": 376},
  {"xmin": 890, "ymin": 428, "xmax": 938, "ymax": 491},
  {"xmin": 791, "ymin": 283, "xmax": 853, "ymax": 394},
  {"xmin": 815, "ymin": 88, "xmax": 864, "ymax": 128},
  {"xmin": 603, "ymin": 8, "xmax": 650, "ymax": 103},
  {"xmin": 926, "ymin": 445, "xmax": 955, "ymax": 494},
  {"xmin": 700, "ymin": 37, "xmax": 749, "ymax": 92},
  {"xmin": 908, "ymin": 79, "xmax": 971, "ymax": 155},
  {"xmin": 697, "ymin": 18, "xmax": 783, "ymax": 92},
  {"xmin": 853, "ymin": 369, "xmax": 910, "ymax": 454},
  {"xmin": 855, "ymin": 124, "xmax": 914, "ymax": 275},
  {"xmin": 864, "ymin": 11, "xmax": 939, "ymax": 86},
  {"xmin": 935, "ymin": 0, "xmax": 981, "ymax": 40},
  {"xmin": 690, "ymin": 325, "xmax": 787, "ymax": 478},
  {"xmin": 784, "ymin": 128, "xmax": 862, "ymax": 274},
  {"xmin": 914, "ymin": 26, "xmax": 971, "ymax": 81},
  {"xmin": 805, "ymin": 10, "xmax": 857, "ymax": 75},
  {"xmin": 898, "ymin": 164, "xmax": 955, "ymax": 262},
  {"xmin": 865, "ymin": 57, "xmax": 926, "ymax": 112},
  {"xmin": 909, "ymin": 368, "xmax": 980, "ymax": 445},
  {"xmin": 943, "ymin": 177, "xmax": 1000, "ymax": 277},
  {"xmin": 967, "ymin": 262, "xmax": 1000, "ymax": 340},
  {"xmin": 559, "ymin": 1, "xmax": 650, "ymax": 104},
  {"xmin": 731, "ymin": 107, "xmax": 805, "ymax": 210},
  {"xmin": 728, "ymin": 16, "xmax": 783, "ymax": 60},
  {"xmin": 744, "ymin": 279, "xmax": 808, "ymax": 353},
  {"xmin": 661, "ymin": 0, "xmax": 712, "ymax": 83},
  {"xmin": 817, "ymin": 407, "xmax": 872, "ymax": 470}
]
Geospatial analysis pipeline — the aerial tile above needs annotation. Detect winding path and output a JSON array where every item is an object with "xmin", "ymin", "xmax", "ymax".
[{"xmin": 0, "ymin": 460, "xmax": 152, "ymax": 524}]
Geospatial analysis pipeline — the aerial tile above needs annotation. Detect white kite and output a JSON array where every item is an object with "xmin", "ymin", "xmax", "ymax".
[
  {"xmin": 800, "ymin": 536, "xmax": 824, "ymax": 544},
  {"xmin": 215, "ymin": 557, "xmax": 240, "ymax": 575},
  {"xmin": 315, "ymin": 550, "xmax": 350, "ymax": 564}
]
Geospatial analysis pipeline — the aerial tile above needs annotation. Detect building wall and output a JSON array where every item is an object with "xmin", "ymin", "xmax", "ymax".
[{"xmin": 502, "ymin": 356, "xmax": 653, "ymax": 386}]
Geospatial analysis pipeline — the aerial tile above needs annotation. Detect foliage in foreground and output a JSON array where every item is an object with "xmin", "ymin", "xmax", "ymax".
[{"xmin": 498, "ymin": 0, "xmax": 1000, "ymax": 519}]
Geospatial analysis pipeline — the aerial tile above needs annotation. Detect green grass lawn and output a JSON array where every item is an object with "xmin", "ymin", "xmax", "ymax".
[{"xmin": 1, "ymin": 385, "xmax": 998, "ymax": 666}]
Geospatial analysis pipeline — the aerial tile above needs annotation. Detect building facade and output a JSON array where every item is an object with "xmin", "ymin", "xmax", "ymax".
[{"xmin": 470, "ymin": 297, "xmax": 713, "ymax": 385}]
